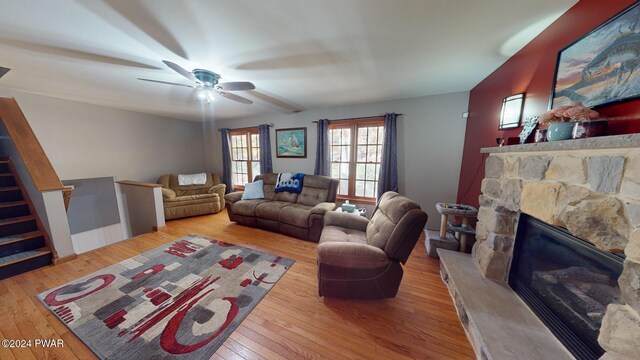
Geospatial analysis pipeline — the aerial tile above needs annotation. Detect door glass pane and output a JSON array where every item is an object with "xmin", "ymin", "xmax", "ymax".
[
  {"xmin": 357, "ymin": 145, "xmax": 367, "ymax": 162},
  {"xmin": 331, "ymin": 163, "xmax": 340, "ymax": 178},
  {"xmin": 339, "ymin": 180, "xmax": 349, "ymax": 195},
  {"xmin": 342, "ymin": 128, "xmax": 351, "ymax": 144},
  {"xmin": 356, "ymin": 164, "xmax": 365, "ymax": 180},
  {"xmin": 331, "ymin": 147, "xmax": 340, "ymax": 162},
  {"xmin": 340, "ymin": 163, "xmax": 349, "ymax": 179},
  {"xmin": 252, "ymin": 162, "xmax": 261, "ymax": 177},
  {"xmin": 341, "ymin": 146, "xmax": 350, "ymax": 162},
  {"xmin": 368, "ymin": 127, "xmax": 378, "ymax": 144},
  {"xmin": 365, "ymin": 181, "xmax": 375, "ymax": 198},
  {"xmin": 367, "ymin": 145, "xmax": 377, "ymax": 162},
  {"xmin": 331, "ymin": 129, "xmax": 340, "ymax": 145},
  {"xmin": 355, "ymin": 180, "xmax": 365, "ymax": 197},
  {"xmin": 366, "ymin": 164, "xmax": 376, "ymax": 180},
  {"xmin": 358, "ymin": 127, "xmax": 367, "ymax": 144}
]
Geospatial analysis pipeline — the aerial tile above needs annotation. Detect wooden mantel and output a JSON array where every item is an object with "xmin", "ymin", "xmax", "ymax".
[{"xmin": 0, "ymin": 97, "xmax": 64, "ymax": 191}]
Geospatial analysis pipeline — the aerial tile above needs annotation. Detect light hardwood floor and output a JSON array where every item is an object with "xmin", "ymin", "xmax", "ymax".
[{"xmin": 0, "ymin": 210, "xmax": 474, "ymax": 359}]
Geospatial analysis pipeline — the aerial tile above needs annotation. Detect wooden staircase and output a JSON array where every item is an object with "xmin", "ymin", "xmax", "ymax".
[{"xmin": 0, "ymin": 158, "xmax": 53, "ymax": 280}]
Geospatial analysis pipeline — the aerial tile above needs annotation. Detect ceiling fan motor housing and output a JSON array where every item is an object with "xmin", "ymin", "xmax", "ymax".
[{"xmin": 192, "ymin": 69, "xmax": 220, "ymax": 87}]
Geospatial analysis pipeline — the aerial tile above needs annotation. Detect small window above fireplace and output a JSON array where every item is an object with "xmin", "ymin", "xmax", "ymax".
[{"xmin": 509, "ymin": 214, "xmax": 624, "ymax": 360}]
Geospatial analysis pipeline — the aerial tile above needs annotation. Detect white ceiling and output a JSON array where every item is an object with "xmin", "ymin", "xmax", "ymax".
[{"xmin": 0, "ymin": 0, "xmax": 578, "ymax": 121}]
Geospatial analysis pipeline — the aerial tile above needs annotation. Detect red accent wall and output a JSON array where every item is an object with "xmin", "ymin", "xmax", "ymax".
[{"xmin": 457, "ymin": 0, "xmax": 640, "ymax": 207}]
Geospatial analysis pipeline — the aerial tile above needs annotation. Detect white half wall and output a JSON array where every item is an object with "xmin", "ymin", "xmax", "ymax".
[
  {"xmin": 0, "ymin": 88, "xmax": 206, "ymax": 183},
  {"xmin": 71, "ymin": 223, "xmax": 125, "ymax": 255},
  {"xmin": 41, "ymin": 190, "xmax": 74, "ymax": 258},
  {"xmin": 211, "ymin": 92, "xmax": 470, "ymax": 229},
  {"xmin": 117, "ymin": 183, "xmax": 166, "ymax": 237}
]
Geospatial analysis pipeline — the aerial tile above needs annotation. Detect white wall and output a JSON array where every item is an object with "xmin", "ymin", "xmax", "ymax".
[
  {"xmin": 211, "ymin": 92, "xmax": 470, "ymax": 229},
  {"xmin": 0, "ymin": 89, "xmax": 206, "ymax": 183}
]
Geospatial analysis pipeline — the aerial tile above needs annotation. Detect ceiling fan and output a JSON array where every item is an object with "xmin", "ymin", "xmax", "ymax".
[{"xmin": 138, "ymin": 60, "xmax": 255, "ymax": 104}]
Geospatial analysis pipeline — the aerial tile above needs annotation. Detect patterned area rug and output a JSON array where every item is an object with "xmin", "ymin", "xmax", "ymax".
[{"xmin": 37, "ymin": 234, "xmax": 294, "ymax": 359}]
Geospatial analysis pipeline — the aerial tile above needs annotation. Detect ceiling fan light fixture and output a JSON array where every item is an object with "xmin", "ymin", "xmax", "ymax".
[
  {"xmin": 192, "ymin": 69, "xmax": 220, "ymax": 87},
  {"xmin": 197, "ymin": 89, "xmax": 215, "ymax": 103},
  {"xmin": 143, "ymin": 60, "xmax": 255, "ymax": 105}
]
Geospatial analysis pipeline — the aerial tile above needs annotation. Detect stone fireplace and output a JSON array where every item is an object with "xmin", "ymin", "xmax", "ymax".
[{"xmin": 440, "ymin": 134, "xmax": 640, "ymax": 360}]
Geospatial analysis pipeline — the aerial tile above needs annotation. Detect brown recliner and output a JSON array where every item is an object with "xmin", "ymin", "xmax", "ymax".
[{"xmin": 317, "ymin": 192, "xmax": 428, "ymax": 299}]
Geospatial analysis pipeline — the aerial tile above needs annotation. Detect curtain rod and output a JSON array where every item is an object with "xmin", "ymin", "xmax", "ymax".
[
  {"xmin": 311, "ymin": 114, "xmax": 403, "ymax": 123},
  {"xmin": 218, "ymin": 123, "xmax": 274, "ymax": 132}
]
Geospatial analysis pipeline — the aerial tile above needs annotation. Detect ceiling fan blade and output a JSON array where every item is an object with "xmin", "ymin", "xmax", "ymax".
[
  {"xmin": 248, "ymin": 90, "xmax": 302, "ymax": 113},
  {"xmin": 218, "ymin": 91, "xmax": 253, "ymax": 105},
  {"xmin": 162, "ymin": 60, "xmax": 198, "ymax": 83},
  {"xmin": 216, "ymin": 81, "xmax": 255, "ymax": 91},
  {"xmin": 138, "ymin": 78, "xmax": 195, "ymax": 88},
  {"xmin": 0, "ymin": 38, "xmax": 160, "ymax": 69}
]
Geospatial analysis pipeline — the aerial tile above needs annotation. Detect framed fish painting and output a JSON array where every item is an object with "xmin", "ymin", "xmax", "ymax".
[
  {"xmin": 550, "ymin": 2, "xmax": 640, "ymax": 109},
  {"xmin": 276, "ymin": 127, "xmax": 307, "ymax": 158}
]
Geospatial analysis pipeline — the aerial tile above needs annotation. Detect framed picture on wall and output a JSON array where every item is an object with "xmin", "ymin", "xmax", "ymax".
[
  {"xmin": 276, "ymin": 127, "xmax": 307, "ymax": 158},
  {"xmin": 550, "ymin": 2, "xmax": 640, "ymax": 109}
]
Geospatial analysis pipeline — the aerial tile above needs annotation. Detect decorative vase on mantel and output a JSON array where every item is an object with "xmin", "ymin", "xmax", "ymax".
[
  {"xmin": 538, "ymin": 102, "xmax": 600, "ymax": 142},
  {"xmin": 547, "ymin": 122, "xmax": 574, "ymax": 141}
]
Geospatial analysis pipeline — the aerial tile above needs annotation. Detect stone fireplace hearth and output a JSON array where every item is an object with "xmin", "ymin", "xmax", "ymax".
[{"xmin": 440, "ymin": 134, "xmax": 640, "ymax": 360}]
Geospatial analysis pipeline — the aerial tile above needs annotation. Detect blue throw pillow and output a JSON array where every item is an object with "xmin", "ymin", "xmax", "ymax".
[
  {"xmin": 275, "ymin": 173, "xmax": 304, "ymax": 193},
  {"xmin": 241, "ymin": 180, "xmax": 265, "ymax": 200}
]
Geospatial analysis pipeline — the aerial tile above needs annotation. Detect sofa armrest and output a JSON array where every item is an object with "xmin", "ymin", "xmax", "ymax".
[
  {"xmin": 161, "ymin": 188, "xmax": 176, "ymax": 200},
  {"xmin": 224, "ymin": 191, "xmax": 243, "ymax": 205},
  {"xmin": 208, "ymin": 183, "xmax": 227, "ymax": 208},
  {"xmin": 324, "ymin": 211, "xmax": 369, "ymax": 232},
  {"xmin": 310, "ymin": 202, "xmax": 336, "ymax": 215},
  {"xmin": 208, "ymin": 183, "xmax": 226, "ymax": 194},
  {"xmin": 317, "ymin": 242, "xmax": 389, "ymax": 269}
]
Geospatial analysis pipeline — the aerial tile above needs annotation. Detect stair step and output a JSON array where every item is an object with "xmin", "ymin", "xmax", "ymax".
[
  {"xmin": 0, "ymin": 186, "xmax": 20, "ymax": 192},
  {"xmin": 0, "ymin": 200, "xmax": 27, "ymax": 209},
  {"xmin": 0, "ymin": 187, "xmax": 23, "ymax": 203},
  {"xmin": 0, "ymin": 248, "xmax": 51, "ymax": 268},
  {"xmin": 0, "ymin": 201, "xmax": 29, "ymax": 220},
  {"xmin": 0, "ymin": 231, "xmax": 45, "ymax": 258},
  {"xmin": 0, "ymin": 231, "xmax": 42, "ymax": 246},
  {"xmin": 0, "ymin": 158, "xmax": 52, "ymax": 280},
  {"xmin": 0, "ymin": 215, "xmax": 35, "ymax": 227},
  {"xmin": 0, "ymin": 248, "xmax": 52, "ymax": 280},
  {"xmin": 0, "ymin": 174, "xmax": 16, "ymax": 187}
]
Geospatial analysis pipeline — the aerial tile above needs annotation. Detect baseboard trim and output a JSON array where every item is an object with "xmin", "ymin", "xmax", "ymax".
[{"xmin": 53, "ymin": 253, "xmax": 78, "ymax": 265}]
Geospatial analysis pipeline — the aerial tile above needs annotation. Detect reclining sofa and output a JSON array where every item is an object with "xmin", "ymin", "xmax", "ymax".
[{"xmin": 225, "ymin": 173, "xmax": 338, "ymax": 242}]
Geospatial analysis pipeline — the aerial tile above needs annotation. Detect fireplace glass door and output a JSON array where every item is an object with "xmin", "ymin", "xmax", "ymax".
[{"xmin": 509, "ymin": 214, "xmax": 624, "ymax": 360}]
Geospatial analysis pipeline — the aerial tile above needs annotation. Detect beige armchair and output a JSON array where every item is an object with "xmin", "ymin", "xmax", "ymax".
[
  {"xmin": 317, "ymin": 192, "xmax": 428, "ymax": 299},
  {"xmin": 157, "ymin": 173, "xmax": 226, "ymax": 220}
]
